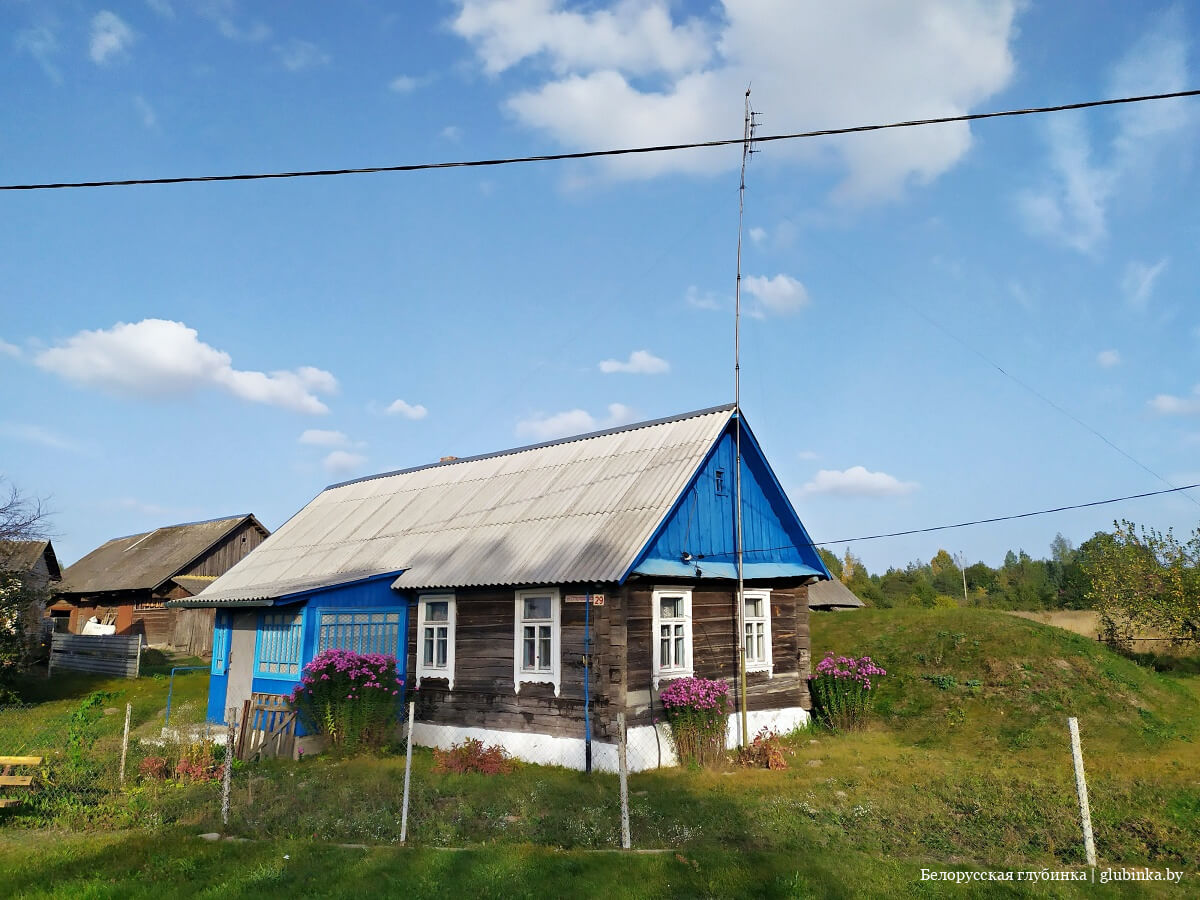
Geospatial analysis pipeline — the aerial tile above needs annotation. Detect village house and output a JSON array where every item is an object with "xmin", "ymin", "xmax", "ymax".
[
  {"xmin": 54, "ymin": 514, "xmax": 269, "ymax": 656},
  {"xmin": 0, "ymin": 539, "xmax": 63, "ymax": 646},
  {"xmin": 173, "ymin": 406, "xmax": 831, "ymax": 769}
]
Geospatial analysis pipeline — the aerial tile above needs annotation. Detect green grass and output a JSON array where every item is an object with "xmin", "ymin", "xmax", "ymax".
[{"xmin": 1, "ymin": 609, "xmax": 1197, "ymax": 897}]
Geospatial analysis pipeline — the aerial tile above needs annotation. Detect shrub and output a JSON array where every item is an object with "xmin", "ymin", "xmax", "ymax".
[
  {"xmin": 809, "ymin": 652, "xmax": 887, "ymax": 731},
  {"xmin": 659, "ymin": 676, "xmax": 730, "ymax": 768},
  {"xmin": 288, "ymin": 649, "xmax": 403, "ymax": 753},
  {"xmin": 138, "ymin": 756, "xmax": 169, "ymax": 780},
  {"xmin": 736, "ymin": 727, "xmax": 787, "ymax": 770},
  {"xmin": 433, "ymin": 738, "xmax": 512, "ymax": 775},
  {"xmin": 174, "ymin": 740, "xmax": 221, "ymax": 782}
]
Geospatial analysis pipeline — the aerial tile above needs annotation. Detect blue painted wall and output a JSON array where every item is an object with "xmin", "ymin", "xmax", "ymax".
[
  {"xmin": 205, "ymin": 573, "xmax": 411, "ymax": 726},
  {"xmin": 631, "ymin": 418, "xmax": 830, "ymax": 580}
]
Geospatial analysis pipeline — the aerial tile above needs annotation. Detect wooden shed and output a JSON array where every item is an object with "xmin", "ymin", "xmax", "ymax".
[
  {"xmin": 53, "ymin": 515, "xmax": 269, "ymax": 655},
  {"xmin": 174, "ymin": 406, "xmax": 831, "ymax": 769},
  {"xmin": 0, "ymin": 539, "xmax": 62, "ymax": 645}
]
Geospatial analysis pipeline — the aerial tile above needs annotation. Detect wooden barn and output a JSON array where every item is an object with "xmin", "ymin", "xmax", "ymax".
[
  {"xmin": 174, "ymin": 406, "xmax": 831, "ymax": 769},
  {"xmin": 53, "ymin": 514, "xmax": 269, "ymax": 655}
]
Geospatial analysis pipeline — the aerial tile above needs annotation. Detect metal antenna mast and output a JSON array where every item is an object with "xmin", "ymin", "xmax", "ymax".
[{"xmin": 734, "ymin": 87, "xmax": 756, "ymax": 749}]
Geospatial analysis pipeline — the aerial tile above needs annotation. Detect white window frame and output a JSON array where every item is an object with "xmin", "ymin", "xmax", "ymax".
[
  {"xmin": 741, "ymin": 588, "xmax": 773, "ymax": 676},
  {"xmin": 416, "ymin": 593, "xmax": 456, "ymax": 690},
  {"xmin": 513, "ymin": 587, "xmax": 561, "ymax": 696},
  {"xmin": 651, "ymin": 586, "xmax": 693, "ymax": 688}
]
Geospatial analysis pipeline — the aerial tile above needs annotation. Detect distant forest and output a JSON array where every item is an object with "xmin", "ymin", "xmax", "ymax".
[{"xmin": 820, "ymin": 533, "xmax": 1098, "ymax": 611}]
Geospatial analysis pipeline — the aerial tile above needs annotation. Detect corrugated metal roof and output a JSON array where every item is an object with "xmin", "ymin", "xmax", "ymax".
[
  {"xmin": 60, "ymin": 515, "xmax": 260, "ymax": 594},
  {"xmin": 190, "ymin": 406, "xmax": 735, "ymax": 603},
  {"xmin": 808, "ymin": 579, "xmax": 866, "ymax": 609}
]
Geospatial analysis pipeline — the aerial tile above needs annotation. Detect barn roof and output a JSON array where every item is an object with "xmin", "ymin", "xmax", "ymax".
[
  {"xmin": 0, "ymin": 539, "xmax": 61, "ymax": 580},
  {"xmin": 60, "ymin": 514, "xmax": 263, "ymax": 595},
  {"xmin": 181, "ymin": 406, "xmax": 757, "ymax": 605},
  {"xmin": 808, "ymin": 578, "xmax": 866, "ymax": 609}
]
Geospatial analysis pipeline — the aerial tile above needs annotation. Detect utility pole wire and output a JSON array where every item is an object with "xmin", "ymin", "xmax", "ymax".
[{"xmin": 3, "ymin": 89, "xmax": 1198, "ymax": 192}]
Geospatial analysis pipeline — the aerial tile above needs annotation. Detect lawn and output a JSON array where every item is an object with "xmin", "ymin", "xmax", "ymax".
[{"xmin": 1, "ymin": 610, "xmax": 1196, "ymax": 898}]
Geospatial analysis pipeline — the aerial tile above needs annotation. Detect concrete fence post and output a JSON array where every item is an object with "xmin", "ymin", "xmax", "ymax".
[
  {"xmin": 617, "ymin": 711, "xmax": 631, "ymax": 850},
  {"xmin": 222, "ymin": 707, "xmax": 236, "ymax": 827},
  {"xmin": 1068, "ymin": 716, "xmax": 1097, "ymax": 867},
  {"xmin": 118, "ymin": 703, "xmax": 132, "ymax": 785},
  {"xmin": 400, "ymin": 701, "xmax": 416, "ymax": 843}
]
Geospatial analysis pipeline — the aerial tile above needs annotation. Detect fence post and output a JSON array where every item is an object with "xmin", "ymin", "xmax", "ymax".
[
  {"xmin": 617, "ymin": 711, "xmax": 631, "ymax": 850},
  {"xmin": 222, "ymin": 707, "xmax": 236, "ymax": 828},
  {"xmin": 119, "ymin": 702, "xmax": 132, "ymax": 785},
  {"xmin": 1068, "ymin": 717, "xmax": 1097, "ymax": 867},
  {"xmin": 400, "ymin": 701, "xmax": 415, "ymax": 843}
]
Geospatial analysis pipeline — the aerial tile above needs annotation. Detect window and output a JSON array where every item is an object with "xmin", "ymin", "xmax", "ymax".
[
  {"xmin": 714, "ymin": 468, "xmax": 726, "ymax": 495},
  {"xmin": 317, "ymin": 609, "xmax": 403, "ymax": 656},
  {"xmin": 416, "ymin": 594, "xmax": 455, "ymax": 690},
  {"xmin": 255, "ymin": 611, "xmax": 304, "ymax": 677},
  {"xmin": 211, "ymin": 611, "xmax": 231, "ymax": 676},
  {"xmin": 651, "ymin": 587, "xmax": 693, "ymax": 687},
  {"xmin": 513, "ymin": 588, "xmax": 561, "ymax": 695},
  {"xmin": 742, "ymin": 589, "xmax": 773, "ymax": 675}
]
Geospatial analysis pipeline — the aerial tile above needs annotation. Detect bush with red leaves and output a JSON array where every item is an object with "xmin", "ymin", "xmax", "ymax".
[{"xmin": 432, "ymin": 738, "xmax": 513, "ymax": 775}]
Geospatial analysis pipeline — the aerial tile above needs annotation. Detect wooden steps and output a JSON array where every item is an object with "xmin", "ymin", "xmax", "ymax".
[{"xmin": 0, "ymin": 756, "xmax": 42, "ymax": 810}]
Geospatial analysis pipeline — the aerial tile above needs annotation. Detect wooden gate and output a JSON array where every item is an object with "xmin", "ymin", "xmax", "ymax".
[{"xmin": 236, "ymin": 694, "xmax": 297, "ymax": 761}]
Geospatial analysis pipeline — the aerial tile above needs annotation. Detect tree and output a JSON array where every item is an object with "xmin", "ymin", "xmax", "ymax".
[
  {"xmin": 1084, "ymin": 520, "xmax": 1200, "ymax": 647},
  {"xmin": 0, "ymin": 480, "xmax": 53, "ymax": 701},
  {"xmin": 817, "ymin": 547, "xmax": 843, "ymax": 580}
]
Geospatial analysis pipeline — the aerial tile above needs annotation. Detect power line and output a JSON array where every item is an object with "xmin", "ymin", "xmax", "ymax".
[
  {"xmin": 730, "ymin": 481, "xmax": 1200, "ymax": 552},
  {"xmin": 4, "ymin": 89, "xmax": 1198, "ymax": 192}
]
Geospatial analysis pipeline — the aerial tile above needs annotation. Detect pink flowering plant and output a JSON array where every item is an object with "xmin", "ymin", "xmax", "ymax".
[
  {"xmin": 808, "ymin": 652, "xmax": 887, "ymax": 731},
  {"xmin": 658, "ymin": 676, "xmax": 730, "ymax": 768},
  {"xmin": 287, "ymin": 649, "xmax": 404, "ymax": 752}
]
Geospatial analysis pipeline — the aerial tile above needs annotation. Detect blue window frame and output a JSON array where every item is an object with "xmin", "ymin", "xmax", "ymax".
[
  {"xmin": 211, "ymin": 611, "xmax": 231, "ymax": 676},
  {"xmin": 255, "ymin": 611, "xmax": 304, "ymax": 677},
  {"xmin": 317, "ymin": 608, "xmax": 403, "ymax": 657}
]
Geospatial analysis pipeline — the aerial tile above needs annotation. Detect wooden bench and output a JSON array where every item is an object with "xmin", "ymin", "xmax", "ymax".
[{"xmin": 0, "ymin": 756, "xmax": 43, "ymax": 809}]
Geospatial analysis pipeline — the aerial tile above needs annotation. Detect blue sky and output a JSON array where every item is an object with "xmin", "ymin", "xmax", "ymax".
[{"xmin": 3, "ymin": 1, "xmax": 1199, "ymax": 574}]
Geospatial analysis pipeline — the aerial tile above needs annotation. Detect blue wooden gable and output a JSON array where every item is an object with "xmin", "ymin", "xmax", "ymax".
[{"xmin": 625, "ymin": 413, "xmax": 830, "ymax": 582}]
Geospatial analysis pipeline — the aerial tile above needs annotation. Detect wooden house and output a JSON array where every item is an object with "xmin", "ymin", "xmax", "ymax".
[
  {"xmin": 173, "ymin": 406, "xmax": 830, "ymax": 769},
  {"xmin": 54, "ymin": 515, "xmax": 269, "ymax": 655},
  {"xmin": 0, "ymin": 539, "xmax": 63, "ymax": 643}
]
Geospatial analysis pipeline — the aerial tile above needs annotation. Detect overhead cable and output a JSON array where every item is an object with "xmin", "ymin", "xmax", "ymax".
[{"xmin": 3, "ymin": 89, "xmax": 1198, "ymax": 192}]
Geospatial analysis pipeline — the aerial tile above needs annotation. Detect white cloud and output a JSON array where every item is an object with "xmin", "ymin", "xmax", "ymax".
[
  {"xmin": 1096, "ymin": 349, "xmax": 1121, "ymax": 368},
  {"xmin": 441, "ymin": 125, "xmax": 463, "ymax": 141},
  {"xmin": 0, "ymin": 338, "xmax": 21, "ymax": 359},
  {"xmin": 455, "ymin": 0, "xmax": 1017, "ymax": 198},
  {"xmin": 516, "ymin": 402, "xmax": 637, "ymax": 440},
  {"xmin": 90, "ymin": 11, "xmax": 136, "ymax": 65},
  {"xmin": 34, "ymin": 319, "xmax": 337, "ymax": 414},
  {"xmin": 199, "ymin": 0, "xmax": 270, "ymax": 41},
  {"xmin": 797, "ymin": 450, "xmax": 819, "ymax": 461},
  {"xmin": 685, "ymin": 285, "xmax": 722, "ymax": 311},
  {"xmin": 323, "ymin": 450, "xmax": 367, "ymax": 475},
  {"xmin": 389, "ymin": 74, "xmax": 428, "ymax": 93},
  {"xmin": 743, "ymin": 273, "xmax": 809, "ymax": 316},
  {"xmin": 16, "ymin": 26, "xmax": 62, "ymax": 83},
  {"xmin": 1122, "ymin": 258, "xmax": 1169, "ymax": 311},
  {"xmin": 599, "ymin": 349, "xmax": 669, "ymax": 374},
  {"xmin": 1019, "ymin": 10, "xmax": 1193, "ymax": 252},
  {"xmin": 276, "ymin": 38, "xmax": 330, "ymax": 71},
  {"xmin": 801, "ymin": 466, "xmax": 918, "ymax": 497},
  {"xmin": 387, "ymin": 399, "xmax": 428, "ymax": 420},
  {"xmin": 299, "ymin": 429, "xmax": 349, "ymax": 447},
  {"xmin": 146, "ymin": 0, "xmax": 175, "ymax": 18},
  {"xmin": 0, "ymin": 422, "xmax": 80, "ymax": 453},
  {"xmin": 134, "ymin": 95, "xmax": 156, "ymax": 128},
  {"xmin": 748, "ymin": 227, "xmax": 766, "ymax": 244},
  {"xmin": 1150, "ymin": 385, "xmax": 1200, "ymax": 416}
]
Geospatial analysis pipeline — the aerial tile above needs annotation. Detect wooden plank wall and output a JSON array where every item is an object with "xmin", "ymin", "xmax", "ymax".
[
  {"xmin": 171, "ymin": 607, "xmax": 215, "ymax": 657},
  {"xmin": 409, "ymin": 587, "xmax": 613, "ymax": 742},
  {"xmin": 183, "ymin": 521, "xmax": 268, "ymax": 578},
  {"xmin": 49, "ymin": 633, "xmax": 141, "ymax": 678},
  {"xmin": 623, "ymin": 581, "xmax": 811, "ymax": 728}
]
